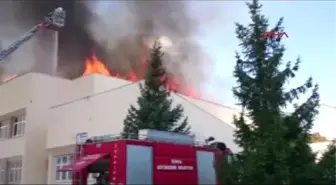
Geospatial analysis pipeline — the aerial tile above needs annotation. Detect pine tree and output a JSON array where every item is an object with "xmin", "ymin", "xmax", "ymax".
[
  {"xmin": 122, "ymin": 41, "xmax": 191, "ymax": 138},
  {"xmin": 223, "ymin": 0, "xmax": 320, "ymax": 184},
  {"xmin": 314, "ymin": 140, "xmax": 336, "ymax": 185}
]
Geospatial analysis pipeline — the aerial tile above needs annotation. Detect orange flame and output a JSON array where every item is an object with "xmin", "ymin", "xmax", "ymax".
[
  {"xmin": 83, "ymin": 53, "xmax": 110, "ymax": 77},
  {"xmin": 82, "ymin": 52, "xmax": 200, "ymax": 98},
  {"xmin": 2, "ymin": 74, "xmax": 17, "ymax": 83}
]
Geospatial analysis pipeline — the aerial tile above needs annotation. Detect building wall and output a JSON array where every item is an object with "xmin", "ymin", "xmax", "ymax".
[
  {"xmin": 57, "ymin": 75, "xmax": 131, "ymax": 106},
  {"xmin": 0, "ymin": 73, "xmax": 327, "ymax": 184},
  {"xmin": 0, "ymin": 74, "xmax": 32, "ymax": 116},
  {"xmin": 46, "ymin": 83, "xmax": 146, "ymax": 149},
  {"xmin": 0, "ymin": 75, "xmax": 33, "ymax": 170},
  {"xmin": 0, "ymin": 73, "xmax": 75, "ymax": 184},
  {"xmin": 1, "ymin": 73, "xmax": 241, "ymax": 184},
  {"xmin": 0, "ymin": 111, "xmax": 26, "ymax": 159},
  {"xmin": 0, "ymin": 74, "xmax": 32, "ymax": 184},
  {"xmin": 170, "ymin": 94, "xmax": 239, "ymax": 152},
  {"xmin": 46, "ymin": 80, "xmax": 240, "ymax": 152},
  {"xmin": 180, "ymin": 95, "xmax": 239, "ymax": 128},
  {"xmin": 20, "ymin": 74, "xmax": 65, "ymax": 184}
]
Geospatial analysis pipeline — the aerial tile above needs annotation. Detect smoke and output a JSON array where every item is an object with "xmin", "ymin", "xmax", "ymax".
[
  {"xmin": 1, "ymin": 1, "xmax": 217, "ymax": 92},
  {"xmin": 89, "ymin": 1, "xmax": 212, "ymax": 91},
  {"xmin": 6, "ymin": 1, "xmax": 102, "ymax": 79},
  {"xmin": 0, "ymin": 2, "xmax": 42, "ymax": 79}
]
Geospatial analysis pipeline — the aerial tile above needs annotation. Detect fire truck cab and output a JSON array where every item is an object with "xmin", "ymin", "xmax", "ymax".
[{"xmin": 58, "ymin": 129, "xmax": 232, "ymax": 185}]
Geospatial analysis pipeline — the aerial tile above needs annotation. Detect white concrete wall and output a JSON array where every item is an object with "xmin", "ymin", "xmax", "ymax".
[
  {"xmin": 21, "ymin": 74, "xmax": 67, "ymax": 184},
  {"xmin": 43, "ymin": 74, "xmax": 131, "ymax": 107},
  {"xmin": 0, "ymin": 75, "xmax": 32, "ymax": 159},
  {"xmin": 0, "ymin": 137, "xmax": 25, "ymax": 159},
  {"xmin": 0, "ymin": 73, "xmax": 241, "ymax": 184},
  {"xmin": 171, "ymin": 93, "xmax": 239, "ymax": 152},
  {"xmin": 0, "ymin": 74, "xmax": 33, "ymax": 115},
  {"xmin": 46, "ymin": 78, "xmax": 240, "ymax": 152},
  {"xmin": 178, "ymin": 95, "xmax": 238, "ymax": 128},
  {"xmin": 0, "ymin": 73, "xmax": 73, "ymax": 183},
  {"xmin": 46, "ymin": 83, "xmax": 140, "ymax": 149}
]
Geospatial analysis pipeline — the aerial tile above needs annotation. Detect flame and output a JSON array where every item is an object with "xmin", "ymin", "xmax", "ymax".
[
  {"xmin": 83, "ymin": 54, "xmax": 110, "ymax": 77},
  {"xmin": 82, "ymin": 52, "xmax": 200, "ymax": 98},
  {"xmin": 2, "ymin": 74, "xmax": 17, "ymax": 83}
]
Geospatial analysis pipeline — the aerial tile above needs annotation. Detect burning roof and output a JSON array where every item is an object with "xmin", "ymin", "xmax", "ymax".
[
  {"xmin": 1, "ymin": 1, "xmax": 217, "ymax": 98},
  {"xmin": 83, "ymin": 52, "xmax": 200, "ymax": 98}
]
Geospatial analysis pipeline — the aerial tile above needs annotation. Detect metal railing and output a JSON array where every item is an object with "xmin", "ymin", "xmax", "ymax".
[{"xmin": 83, "ymin": 133, "xmax": 208, "ymax": 147}]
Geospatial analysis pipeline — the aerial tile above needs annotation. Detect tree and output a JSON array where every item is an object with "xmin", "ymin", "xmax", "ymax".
[
  {"xmin": 221, "ymin": 0, "xmax": 320, "ymax": 184},
  {"xmin": 122, "ymin": 41, "xmax": 191, "ymax": 137},
  {"xmin": 314, "ymin": 140, "xmax": 336, "ymax": 185}
]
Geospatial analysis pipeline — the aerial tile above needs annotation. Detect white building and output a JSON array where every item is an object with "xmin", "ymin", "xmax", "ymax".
[{"xmin": 0, "ymin": 73, "xmax": 240, "ymax": 184}]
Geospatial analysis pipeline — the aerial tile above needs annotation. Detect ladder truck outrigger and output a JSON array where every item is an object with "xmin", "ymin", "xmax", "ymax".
[
  {"xmin": 58, "ymin": 129, "xmax": 234, "ymax": 185},
  {"xmin": 0, "ymin": 7, "xmax": 66, "ymax": 64}
]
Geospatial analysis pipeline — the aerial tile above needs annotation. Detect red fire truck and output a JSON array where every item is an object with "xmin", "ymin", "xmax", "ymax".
[{"xmin": 58, "ymin": 129, "xmax": 233, "ymax": 185}]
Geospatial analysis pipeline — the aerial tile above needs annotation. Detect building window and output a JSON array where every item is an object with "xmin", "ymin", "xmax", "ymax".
[
  {"xmin": 11, "ymin": 115, "xmax": 25, "ymax": 137},
  {"xmin": 55, "ymin": 155, "xmax": 73, "ymax": 182},
  {"xmin": 0, "ymin": 122, "xmax": 10, "ymax": 140},
  {"xmin": 54, "ymin": 155, "xmax": 97, "ymax": 183},
  {"xmin": 0, "ymin": 164, "xmax": 5, "ymax": 184},
  {"xmin": 7, "ymin": 160, "xmax": 22, "ymax": 184}
]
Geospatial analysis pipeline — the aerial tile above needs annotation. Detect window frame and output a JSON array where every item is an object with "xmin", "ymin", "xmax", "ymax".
[
  {"xmin": 7, "ymin": 160, "xmax": 22, "ymax": 184},
  {"xmin": 11, "ymin": 115, "xmax": 25, "ymax": 138},
  {"xmin": 0, "ymin": 122, "xmax": 10, "ymax": 140},
  {"xmin": 54, "ymin": 154, "xmax": 97, "ymax": 184},
  {"xmin": 55, "ymin": 154, "xmax": 73, "ymax": 183},
  {"xmin": 0, "ymin": 164, "xmax": 5, "ymax": 184}
]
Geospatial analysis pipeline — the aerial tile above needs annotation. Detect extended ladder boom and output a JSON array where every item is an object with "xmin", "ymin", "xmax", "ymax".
[{"xmin": 0, "ymin": 7, "xmax": 66, "ymax": 63}]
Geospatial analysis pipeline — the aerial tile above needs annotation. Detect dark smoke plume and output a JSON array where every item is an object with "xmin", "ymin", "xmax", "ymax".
[
  {"xmin": 89, "ymin": 1, "xmax": 212, "ymax": 91},
  {"xmin": 14, "ymin": 1, "xmax": 103, "ymax": 79},
  {"xmin": 5, "ymin": 1, "xmax": 213, "ymax": 91}
]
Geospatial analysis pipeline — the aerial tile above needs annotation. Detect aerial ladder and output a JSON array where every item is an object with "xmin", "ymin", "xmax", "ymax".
[{"xmin": 0, "ymin": 7, "xmax": 66, "ymax": 64}]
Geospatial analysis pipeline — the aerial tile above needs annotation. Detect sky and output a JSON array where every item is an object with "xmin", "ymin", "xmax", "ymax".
[
  {"xmin": 193, "ymin": 1, "xmax": 336, "ymax": 139},
  {"xmin": 96, "ymin": 1, "xmax": 336, "ymax": 139}
]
